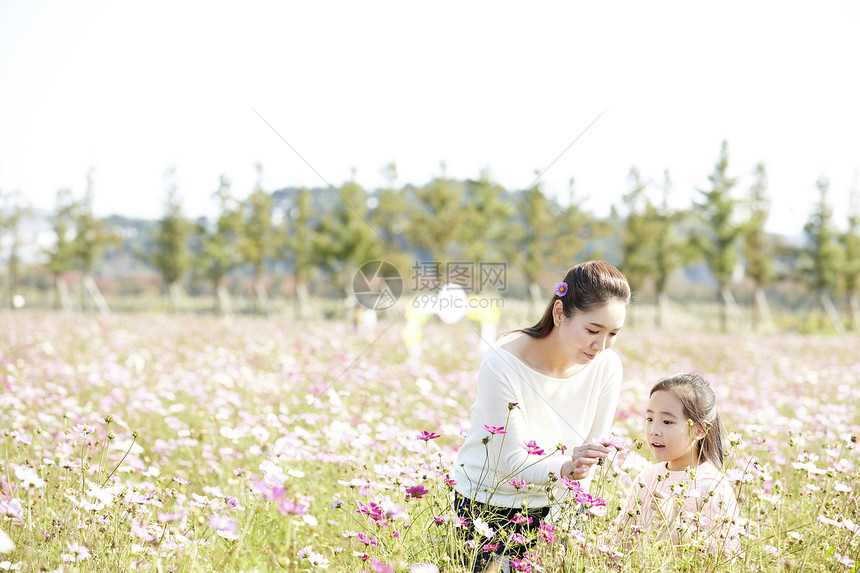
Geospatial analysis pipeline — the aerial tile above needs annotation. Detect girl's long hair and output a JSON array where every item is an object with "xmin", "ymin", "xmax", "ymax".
[
  {"xmin": 519, "ymin": 260, "xmax": 631, "ymax": 339},
  {"xmin": 651, "ymin": 373, "xmax": 727, "ymax": 468}
]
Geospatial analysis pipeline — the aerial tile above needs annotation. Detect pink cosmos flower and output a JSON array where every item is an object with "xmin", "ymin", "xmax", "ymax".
[
  {"xmin": 356, "ymin": 501, "xmax": 390, "ymax": 527},
  {"xmin": 510, "ymin": 558, "xmax": 531, "ymax": 571},
  {"xmin": 357, "ymin": 533, "xmax": 378, "ymax": 546},
  {"xmin": 510, "ymin": 533, "xmax": 527, "ymax": 544},
  {"xmin": 409, "ymin": 565, "xmax": 440, "ymax": 573},
  {"xmin": 538, "ymin": 521, "xmax": 555, "ymax": 543},
  {"xmin": 251, "ymin": 478, "xmax": 286, "ymax": 501},
  {"xmin": 561, "ymin": 475, "xmax": 583, "ymax": 492},
  {"xmin": 131, "ymin": 521, "xmax": 156, "ymax": 542},
  {"xmin": 587, "ymin": 498, "xmax": 608, "ymax": 516},
  {"xmin": 452, "ymin": 515, "xmax": 469, "ymax": 528},
  {"xmin": 594, "ymin": 435, "xmax": 631, "ymax": 451},
  {"xmin": 510, "ymin": 514, "xmax": 533, "ymax": 525},
  {"xmin": 405, "ymin": 485, "xmax": 429, "ymax": 500},
  {"xmin": 575, "ymin": 491, "xmax": 607, "ymax": 515},
  {"xmin": 73, "ymin": 424, "xmax": 95, "ymax": 436},
  {"xmin": 509, "ymin": 478, "xmax": 532, "ymax": 489},
  {"xmin": 371, "ymin": 559, "xmax": 395, "ymax": 573},
  {"xmin": 0, "ymin": 499, "xmax": 23, "ymax": 521},
  {"xmin": 483, "ymin": 425, "xmax": 506, "ymax": 435},
  {"xmin": 416, "ymin": 431, "xmax": 441, "ymax": 441},
  {"xmin": 208, "ymin": 515, "xmax": 239, "ymax": 541},
  {"xmin": 277, "ymin": 498, "xmax": 309, "ymax": 516},
  {"xmin": 522, "ymin": 440, "xmax": 544, "ymax": 456},
  {"xmin": 63, "ymin": 541, "xmax": 91, "ymax": 562}
]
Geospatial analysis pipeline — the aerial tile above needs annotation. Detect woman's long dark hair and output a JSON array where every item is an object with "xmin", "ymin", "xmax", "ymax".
[
  {"xmin": 519, "ymin": 260, "xmax": 631, "ymax": 339},
  {"xmin": 651, "ymin": 373, "xmax": 727, "ymax": 468}
]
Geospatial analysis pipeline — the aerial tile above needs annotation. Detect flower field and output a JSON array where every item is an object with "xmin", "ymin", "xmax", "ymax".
[{"xmin": 0, "ymin": 310, "xmax": 858, "ymax": 572}]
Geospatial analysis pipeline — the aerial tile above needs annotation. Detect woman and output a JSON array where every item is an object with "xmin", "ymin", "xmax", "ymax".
[{"xmin": 453, "ymin": 260, "xmax": 631, "ymax": 570}]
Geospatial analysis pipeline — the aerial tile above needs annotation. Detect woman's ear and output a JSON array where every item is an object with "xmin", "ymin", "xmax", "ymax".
[
  {"xmin": 552, "ymin": 300, "xmax": 564, "ymax": 327},
  {"xmin": 693, "ymin": 424, "xmax": 708, "ymax": 441}
]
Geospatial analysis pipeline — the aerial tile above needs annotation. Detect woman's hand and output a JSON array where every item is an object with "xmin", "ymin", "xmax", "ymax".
[{"xmin": 561, "ymin": 443, "xmax": 610, "ymax": 479}]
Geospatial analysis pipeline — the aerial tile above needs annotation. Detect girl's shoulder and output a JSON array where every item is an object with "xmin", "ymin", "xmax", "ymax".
[
  {"xmin": 694, "ymin": 461, "xmax": 727, "ymax": 480},
  {"xmin": 691, "ymin": 462, "xmax": 735, "ymax": 493},
  {"xmin": 633, "ymin": 462, "xmax": 670, "ymax": 484}
]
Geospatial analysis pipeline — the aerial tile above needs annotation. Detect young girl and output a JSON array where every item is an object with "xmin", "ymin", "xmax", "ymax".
[
  {"xmin": 454, "ymin": 261, "xmax": 631, "ymax": 571},
  {"xmin": 615, "ymin": 373, "xmax": 742, "ymax": 555}
]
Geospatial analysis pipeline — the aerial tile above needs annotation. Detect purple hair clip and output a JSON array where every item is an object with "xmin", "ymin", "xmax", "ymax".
[{"xmin": 554, "ymin": 282, "xmax": 568, "ymax": 297}]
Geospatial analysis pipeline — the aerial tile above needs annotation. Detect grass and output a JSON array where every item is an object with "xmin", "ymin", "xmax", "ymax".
[{"xmin": 0, "ymin": 309, "xmax": 857, "ymax": 571}]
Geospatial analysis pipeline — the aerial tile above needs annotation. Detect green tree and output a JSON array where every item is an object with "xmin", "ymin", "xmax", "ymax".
[
  {"xmin": 0, "ymin": 188, "xmax": 31, "ymax": 309},
  {"xmin": 804, "ymin": 176, "xmax": 845, "ymax": 329},
  {"xmin": 152, "ymin": 167, "xmax": 192, "ymax": 311},
  {"xmin": 44, "ymin": 188, "xmax": 79, "ymax": 309},
  {"xmin": 281, "ymin": 187, "xmax": 319, "ymax": 317},
  {"xmin": 500, "ymin": 178, "xmax": 584, "ymax": 306},
  {"xmin": 72, "ymin": 170, "xmax": 119, "ymax": 311},
  {"xmin": 742, "ymin": 163, "xmax": 775, "ymax": 331},
  {"xmin": 694, "ymin": 140, "xmax": 744, "ymax": 332},
  {"xmin": 460, "ymin": 167, "xmax": 509, "ymax": 264},
  {"xmin": 314, "ymin": 174, "xmax": 379, "ymax": 295},
  {"xmin": 196, "ymin": 175, "xmax": 243, "ymax": 315},
  {"xmin": 239, "ymin": 163, "xmax": 274, "ymax": 312},
  {"xmin": 369, "ymin": 162, "xmax": 411, "ymax": 274},
  {"xmin": 553, "ymin": 178, "xmax": 598, "ymax": 268},
  {"xmin": 652, "ymin": 171, "xmax": 687, "ymax": 329},
  {"xmin": 842, "ymin": 175, "xmax": 860, "ymax": 330},
  {"xmin": 619, "ymin": 167, "xmax": 654, "ymax": 297},
  {"xmin": 406, "ymin": 165, "xmax": 469, "ymax": 264}
]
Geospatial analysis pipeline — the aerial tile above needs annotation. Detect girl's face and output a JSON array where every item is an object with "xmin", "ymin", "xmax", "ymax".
[
  {"xmin": 645, "ymin": 390, "xmax": 705, "ymax": 471},
  {"xmin": 554, "ymin": 300, "xmax": 626, "ymax": 367}
]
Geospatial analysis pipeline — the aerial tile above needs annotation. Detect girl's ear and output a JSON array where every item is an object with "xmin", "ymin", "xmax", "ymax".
[{"xmin": 693, "ymin": 423, "xmax": 708, "ymax": 441}]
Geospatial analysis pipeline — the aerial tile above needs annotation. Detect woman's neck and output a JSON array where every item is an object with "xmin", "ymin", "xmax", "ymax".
[{"xmin": 517, "ymin": 332, "xmax": 585, "ymax": 379}]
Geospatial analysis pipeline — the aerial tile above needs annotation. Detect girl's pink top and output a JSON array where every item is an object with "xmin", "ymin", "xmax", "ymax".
[{"xmin": 615, "ymin": 461, "xmax": 742, "ymax": 555}]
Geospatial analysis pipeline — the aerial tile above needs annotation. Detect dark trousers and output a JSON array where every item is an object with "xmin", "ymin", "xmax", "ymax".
[{"xmin": 454, "ymin": 492, "xmax": 550, "ymax": 571}]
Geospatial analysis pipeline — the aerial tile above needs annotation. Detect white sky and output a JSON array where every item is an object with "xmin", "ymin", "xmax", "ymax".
[{"xmin": 1, "ymin": 1, "xmax": 859, "ymax": 236}]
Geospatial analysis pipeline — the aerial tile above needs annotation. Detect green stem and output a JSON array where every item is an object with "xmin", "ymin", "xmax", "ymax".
[
  {"xmin": 102, "ymin": 435, "xmax": 136, "ymax": 487},
  {"xmin": 96, "ymin": 420, "xmax": 111, "ymax": 486}
]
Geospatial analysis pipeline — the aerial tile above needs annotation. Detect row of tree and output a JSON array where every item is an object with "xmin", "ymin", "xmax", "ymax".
[{"xmin": 1, "ymin": 141, "xmax": 858, "ymax": 330}]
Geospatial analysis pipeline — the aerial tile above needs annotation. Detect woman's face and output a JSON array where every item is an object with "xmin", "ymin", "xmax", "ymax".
[{"xmin": 553, "ymin": 300, "xmax": 627, "ymax": 367}]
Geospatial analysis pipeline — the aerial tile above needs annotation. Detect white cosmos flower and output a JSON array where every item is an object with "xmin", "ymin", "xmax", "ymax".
[
  {"xmin": 0, "ymin": 529, "xmax": 14, "ymax": 554},
  {"xmin": 473, "ymin": 517, "xmax": 495, "ymax": 539}
]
